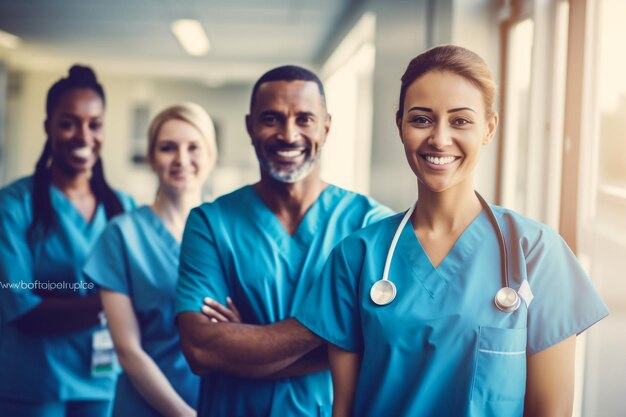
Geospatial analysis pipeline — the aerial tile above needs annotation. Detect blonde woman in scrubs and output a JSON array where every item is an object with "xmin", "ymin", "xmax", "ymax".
[{"xmin": 84, "ymin": 103, "xmax": 217, "ymax": 417}]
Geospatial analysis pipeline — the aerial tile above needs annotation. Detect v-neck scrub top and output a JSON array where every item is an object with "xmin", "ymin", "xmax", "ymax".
[
  {"xmin": 295, "ymin": 206, "xmax": 609, "ymax": 417},
  {"xmin": 84, "ymin": 205, "xmax": 199, "ymax": 417},
  {"xmin": 175, "ymin": 184, "xmax": 392, "ymax": 417},
  {"xmin": 0, "ymin": 176, "xmax": 135, "ymax": 402}
]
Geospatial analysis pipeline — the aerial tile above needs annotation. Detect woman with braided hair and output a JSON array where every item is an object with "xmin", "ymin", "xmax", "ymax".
[{"xmin": 0, "ymin": 65, "xmax": 134, "ymax": 416}]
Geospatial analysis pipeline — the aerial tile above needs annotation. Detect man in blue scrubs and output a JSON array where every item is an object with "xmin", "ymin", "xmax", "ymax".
[{"xmin": 175, "ymin": 66, "xmax": 391, "ymax": 417}]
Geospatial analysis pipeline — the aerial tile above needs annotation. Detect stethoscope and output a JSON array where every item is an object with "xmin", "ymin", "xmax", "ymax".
[{"xmin": 370, "ymin": 192, "xmax": 521, "ymax": 313}]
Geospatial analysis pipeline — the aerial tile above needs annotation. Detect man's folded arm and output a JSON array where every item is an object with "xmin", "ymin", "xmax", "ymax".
[{"xmin": 178, "ymin": 312, "xmax": 322, "ymax": 378}]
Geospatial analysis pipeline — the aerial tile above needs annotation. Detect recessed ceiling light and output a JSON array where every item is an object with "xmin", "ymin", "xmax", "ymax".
[
  {"xmin": 0, "ymin": 29, "xmax": 21, "ymax": 49},
  {"xmin": 171, "ymin": 19, "xmax": 210, "ymax": 56}
]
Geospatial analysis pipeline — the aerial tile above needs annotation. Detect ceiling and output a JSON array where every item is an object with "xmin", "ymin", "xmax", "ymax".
[{"xmin": 0, "ymin": 0, "xmax": 362, "ymax": 84}]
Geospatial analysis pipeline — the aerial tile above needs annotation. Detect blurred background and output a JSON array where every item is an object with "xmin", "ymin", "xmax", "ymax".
[{"xmin": 0, "ymin": 0, "xmax": 623, "ymax": 415}]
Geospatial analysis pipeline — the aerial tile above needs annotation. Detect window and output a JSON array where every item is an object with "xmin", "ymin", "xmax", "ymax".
[
  {"xmin": 498, "ymin": 0, "xmax": 570, "ymax": 228},
  {"xmin": 321, "ymin": 13, "xmax": 376, "ymax": 194},
  {"xmin": 596, "ymin": 0, "xmax": 626, "ymax": 195},
  {"xmin": 500, "ymin": 17, "xmax": 534, "ymax": 214},
  {"xmin": 575, "ymin": 1, "xmax": 626, "ymax": 415}
]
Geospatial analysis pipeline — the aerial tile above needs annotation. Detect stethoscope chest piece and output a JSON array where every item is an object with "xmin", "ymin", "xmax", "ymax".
[
  {"xmin": 494, "ymin": 287, "xmax": 521, "ymax": 313},
  {"xmin": 370, "ymin": 279, "xmax": 397, "ymax": 306}
]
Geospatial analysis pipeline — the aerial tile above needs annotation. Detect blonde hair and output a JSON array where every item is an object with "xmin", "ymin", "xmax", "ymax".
[{"xmin": 147, "ymin": 103, "xmax": 218, "ymax": 170}]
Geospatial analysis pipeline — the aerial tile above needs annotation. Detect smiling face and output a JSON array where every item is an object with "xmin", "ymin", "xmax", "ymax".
[
  {"xmin": 151, "ymin": 118, "xmax": 211, "ymax": 195},
  {"xmin": 397, "ymin": 70, "xmax": 498, "ymax": 194},
  {"xmin": 246, "ymin": 80, "xmax": 330, "ymax": 184},
  {"xmin": 45, "ymin": 88, "xmax": 104, "ymax": 176}
]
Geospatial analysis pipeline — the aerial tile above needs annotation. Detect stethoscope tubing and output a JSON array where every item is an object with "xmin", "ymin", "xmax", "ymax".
[{"xmin": 474, "ymin": 191, "xmax": 509, "ymax": 289}]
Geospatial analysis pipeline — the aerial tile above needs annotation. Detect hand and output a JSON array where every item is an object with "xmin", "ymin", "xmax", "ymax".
[{"xmin": 201, "ymin": 297, "xmax": 242, "ymax": 323}]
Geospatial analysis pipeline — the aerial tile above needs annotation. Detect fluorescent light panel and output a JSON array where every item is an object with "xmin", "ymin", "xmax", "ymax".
[
  {"xmin": 0, "ymin": 29, "xmax": 21, "ymax": 49},
  {"xmin": 171, "ymin": 19, "xmax": 210, "ymax": 56}
]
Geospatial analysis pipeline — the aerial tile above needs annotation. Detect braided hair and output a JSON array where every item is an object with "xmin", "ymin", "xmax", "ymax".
[{"xmin": 29, "ymin": 65, "xmax": 124, "ymax": 240}]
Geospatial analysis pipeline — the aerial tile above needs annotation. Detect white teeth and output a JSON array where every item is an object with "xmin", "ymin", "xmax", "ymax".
[
  {"xmin": 276, "ymin": 149, "xmax": 304, "ymax": 158},
  {"xmin": 425, "ymin": 155, "xmax": 456, "ymax": 165},
  {"xmin": 72, "ymin": 147, "xmax": 92, "ymax": 158}
]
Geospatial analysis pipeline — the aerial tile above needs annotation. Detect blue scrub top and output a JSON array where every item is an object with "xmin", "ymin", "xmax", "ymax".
[
  {"xmin": 176, "ymin": 184, "xmax": 392, "ymax": 417},
  {"xmin": 0, "ymin": 176, "xmax": 135, "ymax": 402},
  {"xmin": 295, "ymin": 206, "xmax": 609, "ymax": 417},
  {"xmin": 84, "ymin": 205, "xmax": 199, "ymax": 416}
]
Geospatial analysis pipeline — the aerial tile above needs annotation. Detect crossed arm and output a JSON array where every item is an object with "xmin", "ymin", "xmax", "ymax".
[{"xmin": 178, "ymin": 298, "xmax": 327, "ymax": 379}]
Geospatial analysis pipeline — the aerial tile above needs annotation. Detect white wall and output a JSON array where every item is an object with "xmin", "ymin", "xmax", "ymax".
[{"xmin": 368, "ymin": 0, "xmax": 430, "ymax": 211}]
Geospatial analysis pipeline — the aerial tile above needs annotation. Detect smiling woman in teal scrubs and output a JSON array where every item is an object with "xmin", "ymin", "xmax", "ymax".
[
  {"xmin": 84, "ymin": 103, "xmax": 218, "ymax": 417},
  {"xmin": 295, "ymin": 45, "xmax": 609, "ymax": 417},
  {"xmin": 0, "ymin": 66, "xmax": 134, "ymax": 417}
]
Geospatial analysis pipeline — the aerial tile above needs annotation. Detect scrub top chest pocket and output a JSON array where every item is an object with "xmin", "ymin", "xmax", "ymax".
[{"xmin": 471, "ymin": 326, "xmax": 527, "ymax": 403}]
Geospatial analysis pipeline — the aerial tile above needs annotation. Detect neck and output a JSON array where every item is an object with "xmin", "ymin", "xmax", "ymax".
[
  {"xmin": 49, "ymin": 164, "xmax": 92, "ymax": 196},
  {"xmin": 254, "ymin": 170, "xmax": 327, "ymax": 235},
  {"xmin": 151, "ymin": 188, "xmax": 202, "ymax": 241},
  {"xmin": 413, "ymin": 181, "xmax": 481, "ymax": 232}
]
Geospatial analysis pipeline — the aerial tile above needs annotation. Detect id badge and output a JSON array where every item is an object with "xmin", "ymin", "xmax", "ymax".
[{"xmin": 91, "ymin": 328, "xmax": 116, "ymax": 377}]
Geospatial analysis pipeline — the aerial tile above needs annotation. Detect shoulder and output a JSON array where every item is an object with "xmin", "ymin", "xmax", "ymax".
[
  {"xmin": 106, "ymin": 205, "xmax": 149, "ymax": 229},
  {"xmin": 492, "ymin": 205, "xmax": 564, "ymax": 255},
  {"xmin": 350, "ymin": 211, "xmax": 404, "ymax": 238},
  {"xmin": 337, "ymin": 212, "xmax": 404, "ymax": 252},
  {"xmin": 0, "ymin": 176, "xmax": 34, "ymax": 204},
  {"xmin": 214, "ymin": 185, "xmax": 256, "ymax": 207},
  {"xmin": 0, "ymin": 176, "xmax": 34, "ymax": 220},
  {"xmin": 326, "ymin": 213, "xmax": 403, "ymax": 276},
  {"xmin": 193, "ymin": 185, "xmax": 253, "ymax": 216},
  {"xmin": 493, "ymin": 205, "xmax": 544, "ymax": 229},
  {"xmin": 325, "ymin": 185, "xmax": 382, "ymax": 208},
  {"xmin": 323, "ymin": 185, "xmax": 394, "ymax": 220},
  {"xmin": 187, "ymin": 186, "xmax": 253, "ymax": 230},
  {"xmin": 112, "ymin": 188, "xmax": 137, "ymax": 211},
  {"xmin": 98, "ymin": 206, "xmax": 158, "ymax": 248}
]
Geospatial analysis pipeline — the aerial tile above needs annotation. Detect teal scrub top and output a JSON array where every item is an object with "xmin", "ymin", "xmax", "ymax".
[
  {"xmin": 175, "ymin": 184, "xmax": 392, "ymax": 417},
  {"xmin": 295, "ymin": 206, "xmax": 609, "ymax": 417},
  {"xmin": 83, "ymin": 205, "xmax": 199, "ymax": 417},
  {"xmin": 0, "ymin": 176, "xmax": 135, "ymax": 402}
]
